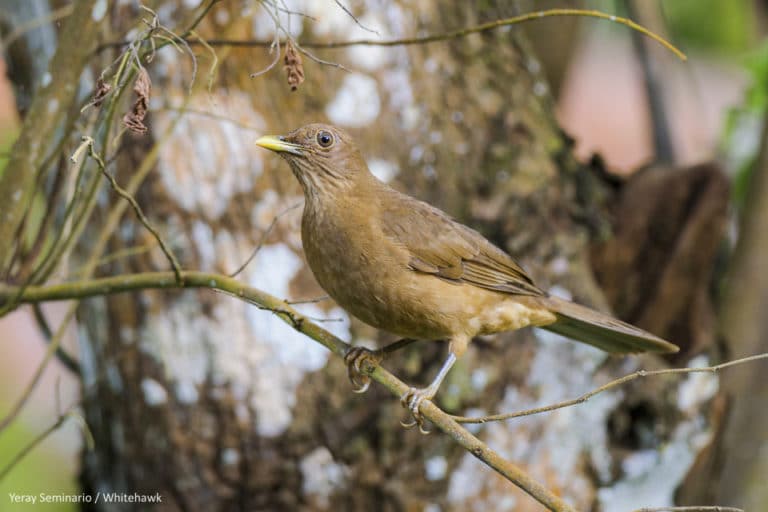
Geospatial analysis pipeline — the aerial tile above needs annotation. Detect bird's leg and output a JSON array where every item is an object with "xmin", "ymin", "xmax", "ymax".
[
  {"xmin": 344, "ymin": 338, "xmax": 419, "ymax": 393},
  {"xmin": 400, "ymin": 353, "xmax": 456, "ymax": 433},
  {"xmin": 400, "ymin": 335, "xmax": 469, "ymax": 434}
]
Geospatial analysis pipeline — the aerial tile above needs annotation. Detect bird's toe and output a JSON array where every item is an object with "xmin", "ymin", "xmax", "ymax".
[
  {"xmin": 344, "ymin": 346, "xmax": 381, "ymax": 393},
  {"xmin": 400, "ymin": 388, "xmax": 433, "ymax": 434}
]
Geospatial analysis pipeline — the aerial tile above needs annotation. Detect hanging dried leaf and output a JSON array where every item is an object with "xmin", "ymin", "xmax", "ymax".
[
  {"xmin": 284, "ymin": 40, "xmax": 304, "ymax": 92},
  {"xmin": 122, "ymin": 67, "xmax": 152, "ymax": 135},
  {"xmin": 91, "ymin": 77, "xmax": 112, "ymax": 108}
]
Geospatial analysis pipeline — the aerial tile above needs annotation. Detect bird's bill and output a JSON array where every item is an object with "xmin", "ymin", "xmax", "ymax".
[{"xmin": 255, "ymin": 135, "xmax": 303, "ymax": 156}]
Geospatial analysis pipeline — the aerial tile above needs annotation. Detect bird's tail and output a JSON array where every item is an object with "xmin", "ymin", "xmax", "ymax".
[{"xmin": 540, "ymin": 296, "xmax": 679, "ymax": 354}]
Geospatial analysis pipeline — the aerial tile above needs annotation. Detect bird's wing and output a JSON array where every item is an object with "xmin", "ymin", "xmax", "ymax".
[{"xmin": 380, "ymin": 191, "xmax": 544, "ymax": 296}]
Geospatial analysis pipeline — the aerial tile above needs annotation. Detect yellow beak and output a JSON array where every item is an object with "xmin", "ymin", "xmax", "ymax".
[{"xmin": 255, "ymin": 135, "xmax": 303, "ymax": 156}]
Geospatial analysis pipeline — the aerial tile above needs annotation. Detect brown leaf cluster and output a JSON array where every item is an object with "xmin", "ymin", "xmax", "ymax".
[
  {"xmin": 284, "ymin": 40, "xmax": 304, "ymax": 92},
  {"xmin": 122, "ymin": 68, "xmax": 152, "ymax": 135}
]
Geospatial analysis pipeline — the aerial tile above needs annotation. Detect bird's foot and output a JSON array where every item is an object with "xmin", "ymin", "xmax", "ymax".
[
  {"xmin": 344, "ymin": 346, "xmax": 383, "ymax": 393},
  {"xmin": 400, "ymin": 387, "xmax": 435, "ymax": 435}
]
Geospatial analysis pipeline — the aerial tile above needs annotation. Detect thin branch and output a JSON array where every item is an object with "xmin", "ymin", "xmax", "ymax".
[
  {"xmin": 249, "ymin": 38, "xmax": 281, "ymax": 78},
  {"xmin": 32, "ymin": 304, "xmax": 81, "ymax": 375},
  {"xmin": 0, "ymin": 405, "xmax": 92, "ymax": 483},
  {"xmin": 284, "ymin": 295, "xmax": 329, "ymax": 305},
  {"xmin": 450, "ymin": 354, "xmax": 768, "ymax": 424},
  {"xmin": 332, "ymin": 0, "xmax": 379, "ymax": 35},
  {"xmin": 77, "ymin": 242, "xmax": 158, "ymax": 276},
  {"xmin": 98, "ymin": 8, "xmax": 687, "ymax": 61},
  {"xmin": 79, "ymin": 136, "xmax": 183, "ymax": 284},
  {"xmin": 633, "ymin": 507, "xmax": 744, "ymax": 512},
  {"xmin": 229, "ymin": 202, "xmax": 301, "ymax": 277},
  {"xmin": 189, "ymin": 29, "xmax": 219, "ymax": 93},
  {"xmin": 0, "ymin": 301, "xmax": 77, "ymax": 434}
]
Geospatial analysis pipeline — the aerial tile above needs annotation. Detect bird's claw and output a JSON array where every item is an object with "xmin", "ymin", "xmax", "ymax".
[
  {"xmin": 344, "ymin": 346, "xmax": 382, "ymax": 393},
  {"xmin": 400, "ymin": 388, "xmax": 432, "ymax": 434}
]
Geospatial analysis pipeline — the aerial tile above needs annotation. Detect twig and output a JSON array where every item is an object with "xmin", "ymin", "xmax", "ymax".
[
  {"xmin": 450, "ymin": 354, "xmax": 768, "ymax": 424},
  {"xmin": 78, "ymin": 136, "xmax": 183, "ymax": 284},
  {"xmin": 0, "ymin": 405, "xmax": 93, "ymax": 483},
  {"xmin": 78, "ymin": 242, "xmax": 158, "ymax": 276},
  {"xmin": 285, "ymin": 295, "xmax": 329, "ymax": 305},
  {"xmin": 633, "ymin": 507, "xmax": 744, "ymax": 512},
  {"xmin": 32, "ymin": 304, "xmax": 81, "ymax": 375},
  {"xmin": 250, "ymin": 1, "xmax": 283, "ymax": 78},
  {"xmin": 189, "ymin": 29, "xmax": 219, "ymax": 93},
  {"xmin": 0, "ymin": 302, "xmax": 77, "ymax": 434},
  {"xmin": 332, "ymin": 0, "xmax": 379, "ymax": 35},
  {"xmin": 229, "ymin": 202, "xmax": 301, "ymax": 277},
  {"xmin": 98, "ymin": 8, "xmax": 686, "ymax": 61}
]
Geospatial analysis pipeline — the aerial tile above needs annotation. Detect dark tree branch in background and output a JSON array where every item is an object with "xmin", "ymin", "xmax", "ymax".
[{"xmin": 627, "ymin": 0, "xmax": 675, "ymax": 163}]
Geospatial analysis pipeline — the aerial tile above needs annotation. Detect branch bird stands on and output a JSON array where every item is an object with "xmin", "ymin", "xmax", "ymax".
[{"xmin": 255, "ymin": 124, "xmax": 678, "ymax": 432}]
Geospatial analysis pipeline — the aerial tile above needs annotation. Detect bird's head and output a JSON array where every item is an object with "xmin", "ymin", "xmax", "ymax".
[{"xmin": 256, "ymin": 123, "xmax": 371, "ymax": 198}]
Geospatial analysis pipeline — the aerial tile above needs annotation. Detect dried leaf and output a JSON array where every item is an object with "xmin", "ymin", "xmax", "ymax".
[
  {"xmin": 284, "ymin": 40, "xmax": 304, "ymax": 92},
  {"xmin": 91, "ymin": 77, "xmax": 112, "ymax": 108},
  {"xmin": 122, "ymin": 67, "xmax": 152, "ymax": 135}
]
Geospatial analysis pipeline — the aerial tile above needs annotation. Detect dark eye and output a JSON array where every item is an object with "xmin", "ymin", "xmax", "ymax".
[{"xmin": 316, "ymin": 130, "xmax": 334, "ymax": 148}]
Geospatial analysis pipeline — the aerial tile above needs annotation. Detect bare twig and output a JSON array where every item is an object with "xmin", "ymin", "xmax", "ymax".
[
  {"xmin": 633, "ymin": 507, "xmax": 744, "ymax": 512},
  {"xmin": 285, "ymin": 295, "xmax": 329, "ymax": 305},
  {"xmin": 79, "ymin": 136, "xmax": 183, "ymax": 284},
  {"xmin": 190, "ymin": 29, "xmax": 219, "ymax": 93},
  {"xmin": 332, "ymin": 0, "xmax": 379, "ymax": 35},
  {"xmin": 0, "ymin": 302, "xmax": 77, "ymax": 434},
  {"xmin": 32, "ymin": 304, "xmax": 81, "ymax": 375},
  {"xmin": 450, "ymin": 354, "xmax": 768, "ymax": 424},
  {"xmin": 0, "ymin": 405, "xmax": 93, "ymax": 483},
  {"xmin": 229, "ymin": 202, "xmax": 301, "ymax": 277}
]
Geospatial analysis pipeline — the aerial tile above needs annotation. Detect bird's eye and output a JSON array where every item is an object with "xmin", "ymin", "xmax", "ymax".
[{"xmin": 316, "ymin": 130, "xmax": 334, "ymax": 148}]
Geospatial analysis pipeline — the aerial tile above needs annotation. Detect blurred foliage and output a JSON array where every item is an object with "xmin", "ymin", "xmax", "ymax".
[
  {"xmin": 722, "ymin": 39, "xmax": 768, "ymax": 208},
  {"xmin": 662, "ymin": 0, "xmax": 756, "ymax": 53},
  {"xmin": 0, "ymin": 408, "xmax": 78, "ymax": 512},
  {"xmin": 589, "ymin": 0, "xmax": 756, "ymax": 53}
]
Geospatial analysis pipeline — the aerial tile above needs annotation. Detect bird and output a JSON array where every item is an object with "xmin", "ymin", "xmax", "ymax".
[{"xmin": 255, "ymin": 123, "xmax": 678, "ymax": 431}]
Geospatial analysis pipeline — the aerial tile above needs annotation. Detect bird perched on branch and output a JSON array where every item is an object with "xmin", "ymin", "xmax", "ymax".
[{"xmin": 256, "ymin": 123, "xmax": 678, "ymax": 431}]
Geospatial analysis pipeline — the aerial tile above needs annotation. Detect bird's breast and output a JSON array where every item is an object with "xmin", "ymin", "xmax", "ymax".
[{"xmin": 300, "ymin": 204, "xmax": 451, "ymax": 338}]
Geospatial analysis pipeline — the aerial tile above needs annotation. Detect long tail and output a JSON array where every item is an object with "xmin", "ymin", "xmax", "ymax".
[{"xmin": 541, "ymin": 296, "xmax": 678, "ymax": 354}]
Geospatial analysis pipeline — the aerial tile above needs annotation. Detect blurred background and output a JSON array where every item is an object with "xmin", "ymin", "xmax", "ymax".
[{"xmin": 1, "ymin": 0, "xmax": 767, "ymax": 510}]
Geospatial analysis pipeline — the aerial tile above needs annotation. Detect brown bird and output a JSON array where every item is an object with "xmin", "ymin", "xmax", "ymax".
[{"xmin": 256, "ymin": 123, "xmax": 678, "ymax": 429}]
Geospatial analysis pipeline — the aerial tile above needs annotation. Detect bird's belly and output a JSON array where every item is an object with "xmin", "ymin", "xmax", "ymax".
[{"xmin": 307, "ymin": 250, "xmax": 450, "ymax": 338}]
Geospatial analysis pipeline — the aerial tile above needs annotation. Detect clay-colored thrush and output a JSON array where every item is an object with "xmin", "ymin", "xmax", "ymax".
[{"xmin": 256, "ymin": 123, "xmax": 678, "ymax": 428}]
